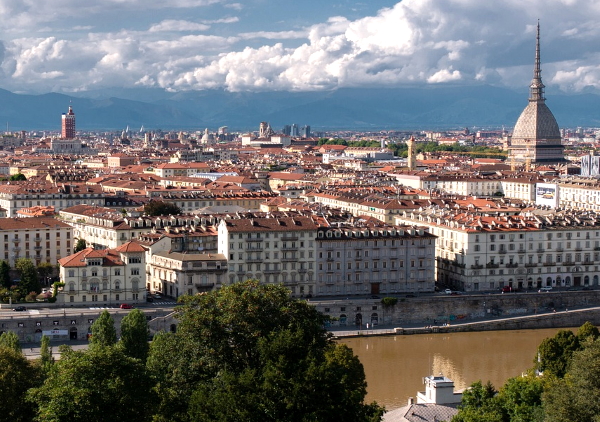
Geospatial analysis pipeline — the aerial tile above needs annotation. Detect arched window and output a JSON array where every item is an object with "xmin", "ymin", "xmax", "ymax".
[
  {"xmin": 69, "ymin": 282, "xmax": 75, "ymax": 292},
  {"xmin": 594, "ymin": 275, "xmax": 599, "ymax": 285},
  {"xmin": 585, "ymin": 275, "xmax": 590, "ymax": 285},
  {"xmin": 546, "ymin": 277, "xmax": 552, "ymax": 286},
  {"xmin": 114, "ymin": 280, "xmax": 121, "ymax": 290},
  {"xmin": 81, "ymin": 281, "xmax": 87, "ymax": 291}
]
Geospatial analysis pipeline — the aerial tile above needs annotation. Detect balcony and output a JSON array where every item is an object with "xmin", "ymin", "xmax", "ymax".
[
  {"xmin": 263, "ymin": 268, "xmax": 279, "ymax": 274},
  {"xmin": 281, "ymin": 256, "xmax": 298, "ymax": 262},
  {"xmin": 12, "ymin": 247, "xmax": 20, "ymax": 252},
  {"xmin": 524, "ymin": 263, "xmax": 538, "ymax": 267},
  {"xmin": 281, "ymin": 235, "xmax": 298, "ymax": 241},
  {"xmin": 505, "ymin": 263, "xmax": 518, "ymax": 268},
  {"xmin": 245, "ymin": 245, "xmax": 263, "ymax": 252},
  {"xmin": 486, "ymin": 263, "xmax": 499, "ymax": 268},
  {"xmin": 543, "ymin": 262, "xmax": 556, "ymax": 267},
  {"xmin": 498, "ymin": 249, "xmax": 507, "ymax": 254},
  {"xmin": 536, "ymin": 249, "xmax": 545, "ymax": 253},
  {"xmin": 34, "ymin": 246, "xmax": 42, "ymax": 250},
  {"xmin": 281, "ymin": 245, "xmax": 298, "ymax": 251},
  {"xmin": 470, "ymin": 264, "xmax": 484, "ymax": 269},
  {"xmin": 246, "ymin": 238, "xmax": 263, "ymax": 243},
  {"xmin": 246, "ymin": 258, "xmax": 262, "ymax": 263},
  {"xmin": 556, "ymin": 247, "xmax": 564, "ymax": 252},
  {"xmin": 575, "ymin": 247, "xmax": 583, "ymax": 251}
]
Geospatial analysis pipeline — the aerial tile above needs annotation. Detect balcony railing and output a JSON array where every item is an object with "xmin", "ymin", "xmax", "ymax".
[
  {"xmin": 486, "ymin": 263, "xmax": 499, "ymax": 268},
  {"xmin": 471, "ymin": 264, "xmax": 484, "ymax": 269}
]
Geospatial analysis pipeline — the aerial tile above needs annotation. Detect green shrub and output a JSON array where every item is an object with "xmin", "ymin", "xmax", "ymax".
[{"xmin": 381, "ymin": 297, "xmax": 398, "ymax": 307}]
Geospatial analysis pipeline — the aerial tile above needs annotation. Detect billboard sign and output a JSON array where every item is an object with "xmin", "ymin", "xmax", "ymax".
[{"xmin": 535, "ymin": 183, "xmax": 559, "ymax": 208}]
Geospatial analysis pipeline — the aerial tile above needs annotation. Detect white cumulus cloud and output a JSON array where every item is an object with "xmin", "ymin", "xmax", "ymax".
[{"xmin": 2, "ymin": 0, "xmax": 600, "ymax": 93}]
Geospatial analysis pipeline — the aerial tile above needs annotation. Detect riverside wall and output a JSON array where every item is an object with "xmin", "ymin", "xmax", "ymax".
[{"xmin": 311, "ymin": 290, "xmax": 600, "ymax": 327}]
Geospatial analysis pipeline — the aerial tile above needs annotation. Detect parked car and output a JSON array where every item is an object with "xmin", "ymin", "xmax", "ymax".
[
  {"xmin": 153, "ymin": 294, "xmax": 162, "ymax": 299},
  {"xmin": 444, "ymin": 289, "xmax": 453, "ymax": 295},
  {"xmin": 539, "ymin": 287, "xmax": 552, "ymax": 292},
  {"xmin": 13, "ymin": 306, "xmax": 26, "ymax": 311},
  {"xmin": 119, "ymin": 303, "xmax": 134, "ymax": 309},
  {"xmin": 146, "ymin": 296, "xmax": 154, "ymax": 303},
  {"xmin": 501, "ymin": 286, "xmax": 513, "ymax": 293}
]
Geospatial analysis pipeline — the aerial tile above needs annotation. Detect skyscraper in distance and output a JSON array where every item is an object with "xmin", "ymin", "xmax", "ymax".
[{"xmin": 61, "ymin": 105, "xmax": 76, "ymax": 139}]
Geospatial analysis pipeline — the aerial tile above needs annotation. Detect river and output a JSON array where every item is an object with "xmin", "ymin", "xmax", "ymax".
[{"xmin": 341, "ymin": 328, "xmax": 571, "ymax": 410}]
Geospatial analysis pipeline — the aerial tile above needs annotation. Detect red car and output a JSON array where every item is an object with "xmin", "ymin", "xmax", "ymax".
[{"xmin": 119, "ymin": 303, "xmax": 133, "ymax": 309}]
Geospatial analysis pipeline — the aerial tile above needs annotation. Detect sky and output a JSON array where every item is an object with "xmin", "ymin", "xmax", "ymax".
[{"xmin": 1, "ymin": 0, "xmax": 600, "ymax": 95}]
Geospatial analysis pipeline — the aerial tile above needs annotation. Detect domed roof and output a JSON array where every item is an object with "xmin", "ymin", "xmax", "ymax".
[{"xmin": 512, "ymin": 101, "xmax": 561, "ymax": 142}]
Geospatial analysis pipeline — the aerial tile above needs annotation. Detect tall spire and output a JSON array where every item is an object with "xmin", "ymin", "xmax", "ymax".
[{"xmin": 529, "ymin": 20, "xmax": 545, "ymax": 102}]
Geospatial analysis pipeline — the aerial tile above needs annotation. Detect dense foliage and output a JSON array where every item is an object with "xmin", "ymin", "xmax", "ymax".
[
  {"xmin": 143, "ymin": 200, "xmax": 182, "ymax": 216},
  {"xmin": 317, "ymin": 138, "xmax": 506, "ymax": 158},
  {"xmin": 452, "ymin": 321, "xmax": 600, "ymax": 422},
  {"xmin": 1, "ymin": 280, "xmax": 382, "ymax": 422}
]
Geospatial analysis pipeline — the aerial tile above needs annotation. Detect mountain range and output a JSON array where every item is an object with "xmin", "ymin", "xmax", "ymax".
[{"xmin": 1, "ymin": 85, "xmax": 599, "ymax": 132}]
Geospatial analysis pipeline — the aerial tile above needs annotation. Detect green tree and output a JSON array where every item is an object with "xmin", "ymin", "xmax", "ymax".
[
  {"xmin": 0, "ymin": 346, "xmax": 40, "ymax": 422},
  {"xmin": 147, "ymin": 280, "xmax": 383, "ymax": 422},
  {"xmin": 0, "ymin": 260, "xmax": 10, "ymax": 289},
  {"xmin": 30, "ymin": 346, "xmax": 156, "ymax": 422},
  {"xmin": 119, "ymin": 309, "xmax": 149, "ymax": 361},
  {"xmin": 9, "ymin": 173, "xmax": 26, "ymax": 181},
  {"xmin": 15, "ymin": 258, "xmax": 41, "ymax": 295},
  {"xmin": 452, "ymin": 381, "xmax": 503, "ymax": 422},
  {"xmin": 543, "ymin": 340, "xmax": 600, "ymax": 422},
  {"xmin": 74, "ymin": 238, "xmax": 87, "ymax": 253},
  {"xmin": 535, "ymin": 330, "xmax": 580, "ymax": 378},
  {"xmin": 39, "ymin": 334, "xmax": 54, "ymax": 373},
  {"xmin": 36, "ymin": 261, "xmax": 54, "ymax": 284},
  {"xmin": 576, "ymin": 321, "xmax": 599, "ymax": 343},
  {"xmin": 497, "ymin": 374, "xmax": 544, "ymax": 422},
  {"xmin": 0, "ymin": 331, "xmax": 21, "ymax": 352},
  {"xmin": 143, "ymin": 200, "xmax": 181, "ymax": 216},
  {"xmin": 90, "ymin": 310, "xmax": 117, "ymax": 349}
]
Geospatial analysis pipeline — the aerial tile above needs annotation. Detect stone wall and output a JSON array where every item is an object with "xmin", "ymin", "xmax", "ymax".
[{"xmin": 311, "ymin": 290, "xmax": 600, "ymax": 327}]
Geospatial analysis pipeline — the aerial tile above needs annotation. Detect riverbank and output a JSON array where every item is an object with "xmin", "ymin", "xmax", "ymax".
[{"xmin": 331, "ymin": 305, "xmax": 597, "ymax": 337}]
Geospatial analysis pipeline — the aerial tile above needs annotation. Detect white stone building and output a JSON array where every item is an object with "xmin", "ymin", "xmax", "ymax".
[
  {"xmin": 58, "ymin": 242, "xmax": 147, "ymax": 306},
  {"xmin": 396, "ymin": 207, "xmax": 600, "ymax": 292}
]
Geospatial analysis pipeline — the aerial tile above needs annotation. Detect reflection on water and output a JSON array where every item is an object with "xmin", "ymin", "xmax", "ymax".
[{"xmin": 341, "ymin": 328, "xmax": 572, "ymax": 410}]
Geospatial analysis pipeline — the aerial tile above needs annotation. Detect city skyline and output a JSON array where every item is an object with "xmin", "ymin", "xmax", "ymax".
[{"xmin": 1, "ymin": 1, "xmax": 600, "ymax": 96}]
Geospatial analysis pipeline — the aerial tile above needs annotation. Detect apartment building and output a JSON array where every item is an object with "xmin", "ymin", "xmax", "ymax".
[
  {"xmin": 60, "ymin": 205, "xmax": 219, "ymax": 251},
  {"xmin": 146, "ymin": 251, "xmax": 227, "ymax": 297},
  {"xmin": 396, "ymin": 207, "xmax": 600, "ymax": 292},
  {"xmin": 0, "ymin": 182, "xmax": 104, "ymax": 217},
  {"xmin": 58, "ymin": 241, "xmax": 147, "ymax": 305},
  {"xmin": 218, "ymin": 215, "xmax": 319, "ymax": 298},
  {"xmin": 392, "ymin": 173, "xmax": 538, "ymax": 201},
  {"xmin": 315, "ymin": 224, "xmax": 436, "ymax": 297},
  {"xmin": 0, "ymin": 217, "xmax": 72, "ymax": 266},
  {"xmin": 557, "ymin": 179, "xmax": 600, "ymax": 211}
]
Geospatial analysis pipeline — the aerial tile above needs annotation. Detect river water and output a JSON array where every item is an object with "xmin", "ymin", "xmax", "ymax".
[{"xmin": 341, "ymin": 328, "xmax": 570, "ymax": 410}]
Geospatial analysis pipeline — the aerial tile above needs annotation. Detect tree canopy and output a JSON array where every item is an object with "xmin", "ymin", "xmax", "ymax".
[
  {"xmin": 89, "ymin": 310, "xmax": 117, "ymax": 349},
  {"xmin": 147, "ymin": 279, "xmax": 383, "ymax": 422},
  {"xmin": 143, "ymin": 200, "xmax": 181, "ymax": 216},
  {"xmin": 30, "ymin": 346, "xmax": 155, "ymax": 422},
  {"xmin": 118, "ymin": 308, "xmax": 149, "ymax": 361},
  {"xmin": 15, "ymin": 258, "xmax": 41, "ymax": 295}
]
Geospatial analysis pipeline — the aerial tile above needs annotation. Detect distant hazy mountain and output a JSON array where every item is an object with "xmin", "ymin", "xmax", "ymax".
[{"xmin": 0, "ymin": 85, "xmax": 599, "ymax": 132}]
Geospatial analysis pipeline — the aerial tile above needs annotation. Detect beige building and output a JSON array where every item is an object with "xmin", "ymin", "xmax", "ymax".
[
  {"xmin": 218, "ymin": 216, "xmax": 319, "ymax": 298},
  {"xmin": 0, "ymin": 217, "xmax": 73, "ymax": 266},
  {"xmin": 396, "ymin": 207, "xmax": 600, "ymax": 292},
  {"xmin": 146, "ymin": 251, "xmax": 227, "ymax": 298},
  {"xmin": 58, "ymin": 242, "xmax": 147, "ymax": 306}
]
